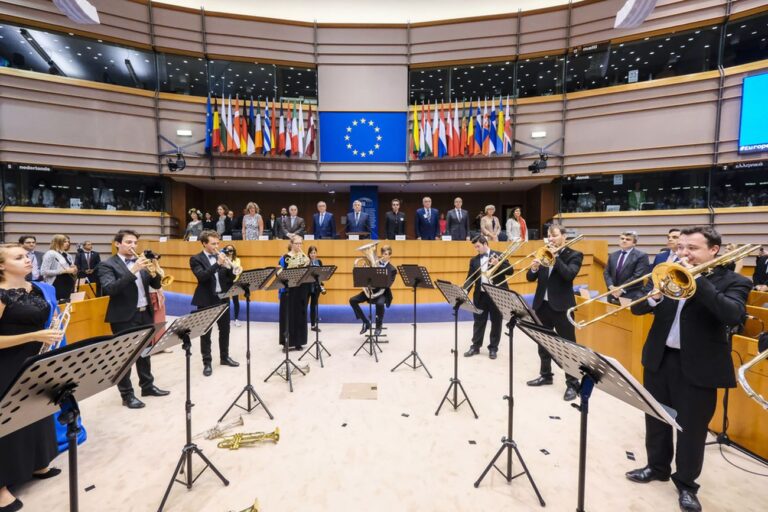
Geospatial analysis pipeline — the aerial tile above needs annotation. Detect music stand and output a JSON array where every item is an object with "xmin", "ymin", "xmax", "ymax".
[
  {"xmin": 146, "ymin": 303, "xmax": 231, "ymax": 512},
  {"xmin": 0, "ymin": 326, "xmax": 156, "ymax": 512},
  {"xmin": 434, "ymin": 280, "xmax": 481, "ymax": 418},
  {"xmin": 264, "ymin": 267, "xmax": 312, "ymax": 392},
  {"xmin": 516, "ymin": 320, "xmax": 681, "ymax": 512},
  {"xmin": 216, "ymin": 268, "xmax": 276, "ymax": 422},
  {"xmin": 471, "ymin": 284, "xmax": 545, "ymax": 506},
  {"xmin": 391, "ymin": 264, "xmax": 434, "ymax": 377},
  {"xmin": 299, "ymin": 265, "xmax": 337, "ymax": 367},
  {"xmin": 351, "ymin": 266, "xmax": 392, "ymax": 362}
]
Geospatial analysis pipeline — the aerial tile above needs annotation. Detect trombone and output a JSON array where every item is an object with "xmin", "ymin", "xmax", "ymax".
[
  {"xmin": 504, "ymin": 234, "xmax": 584, "ymax": 283},
  {"xmin": 566, "ymin": 243, "xmax": 761, "ymax": 329},
  {"xmin": 738, "ymin": 347, "xmax": 768, "ymax": 410},
  {"xmin": 462, "ymin": 238, "xmax": 524, "ymax": 291}
]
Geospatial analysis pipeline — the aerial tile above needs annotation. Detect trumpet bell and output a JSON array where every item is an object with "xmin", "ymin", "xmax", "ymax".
[
  {"xmin": 160, "ymin": 275, "xmax": 174, "ymax": 287},
  {"xmin": 535, "ymin": 247, "xmax": 556, "ymax": 267},
  {"xmin": 652, "ymin": 263, "xmax": 695, "ymax": 299}
]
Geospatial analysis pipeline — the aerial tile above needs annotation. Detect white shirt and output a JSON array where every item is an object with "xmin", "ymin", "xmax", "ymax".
[
  {"xmin": 530, "ymin": 265, "xmax": 549, "ymax": 302},
  {"xmin": 206, "ymin": 252, "xmax": 222, "ymax": 293},
  {"xmin": 119, "ymin": 254, "xmax": 148, "ymax": 308},
  {"xmin": 480, "ymin": 251, "xmax": 490, "ymax": 284},
  {"xmin": 319, "ymin": 213, "xmax": 325, "ymax": 225},
  {"xmin": 28, "ymin": 251, "xmax": 40, "ymax": 280},
  {"xmin": 648, "ymin": 296, "xmax": 685, "ymax": 349}
]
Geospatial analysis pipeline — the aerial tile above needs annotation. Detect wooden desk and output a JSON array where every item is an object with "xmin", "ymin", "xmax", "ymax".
[{"xmin": 66, "ymin": 296, "xmax": 111, "ymax": 344}]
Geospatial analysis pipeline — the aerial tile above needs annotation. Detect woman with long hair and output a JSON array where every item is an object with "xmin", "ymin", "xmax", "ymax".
[
  {"xmin": 307, "ymin": 245, "xmax": 323, "ymax": 331},
  {"xmin": 505, "ymin": 207, "xmax": 528, "ymax": 242},
  {"xmin": 184, "ymin": 209, "xmax": 203, "ymax": 240},
  {"xmin": 215, "ymin": 204, "xmax": 232, "ymax": 238},
  {"xmin": 40, "ymin": 235, "xmax": 77, "ymax": 302},
  {"xmin": 278, "ymin": 236, "xmax": 310, "ymax": 350},
  {"xmin": 202, "ymin": 212, "xmax": 216, "ymax": 231}
]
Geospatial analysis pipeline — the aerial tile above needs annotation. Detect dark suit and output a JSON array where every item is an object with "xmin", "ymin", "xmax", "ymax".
[
  {"xmin": 349, "ymin": 262, "xmax": 397, "ymax": 328},
  {"xmin": 446, "ymin": 208, "xmax": 470, "ymax": 240},
  {"xmin": 465, "ymin": 250, "xmax": 513, "ymax": 351},
  {"xmin": 281, "ymin": 216, "xmax": 306, "ymax": 238},
  {"xmin": 753, "ymin": 255, "xmax": 768, "ymax": 287},
  {"xmin": 526, "ymin": 247, "xmax": 583, "ymax": 384},
  {"xmin": 345, "ymin": 212, "xmax": 371, "ymax": 238},
  {"xmin": 271, "ymin": 217, "xmax": 285, "ymax": 239},
  {"xmin": 415, "ymin": 207, "xmax": 439, "ymax": 240},
  {"xmin": 604, "ymin": 248, "xmax": 649, "ymax": 303},
  {"xmin": 631, "ymin": 266, "xmax": 751, "ymax": 493},
  {"xmin": 652, "ymin": 248, "xmax": 676, "ymax": 269},
  {"xmin": 75, "ymin": 250, "xmax": 101, "ymax": 280},
  {"xmin": 25, "ymin": 250, "xmax": 44, "ymax": 281},
  {"xmin": 385, "ymin": 211, "xmax": 406, "ymax": 239},
  {"xmin": 313, "ymin": 212, "xmax": 336, "ymax": 239},
  {"xmin": 96, "ymin": 254, "xmax": 161, "ymax": 398},
  {"xmin": 190, "ymin": 251, "xmax": 234, "ymax": 365}
]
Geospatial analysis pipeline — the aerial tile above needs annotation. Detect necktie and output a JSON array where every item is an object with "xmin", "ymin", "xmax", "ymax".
[
  {"xmin": 457, "ymin": 209, "xmax": 461, "ymax": 221},
  {"xmin": 355, "ymin": 212, "xmax": 359, "ymax": 224},
  {"xmin": 426, "ymin": 210, "xmax": 431, "ymax": 221},
  {"xmin": 291, "ymin": 217, "xmax": 296, "ymax": 228},
  {"xmin": 320, "ymin": 213, "xmax": 325, "ymax": 225},
  {"xmin": 616, "ymin": 251, "xmax": 627, "ymax": 276}
]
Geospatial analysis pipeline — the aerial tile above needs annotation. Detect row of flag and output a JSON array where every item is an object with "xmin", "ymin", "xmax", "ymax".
[
  {"xmin": 204, "ymin": 96, "xmax": 316, "ymax": 157},
  {"xmin": 411, "ymin": 97, "xmax": 513, "ymax": 159}
]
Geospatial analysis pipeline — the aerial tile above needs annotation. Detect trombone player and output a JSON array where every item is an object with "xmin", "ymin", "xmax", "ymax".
[
  {"xmin": 625, "ymin": 227, "xmax": 751, "ymax": 512},
  {"xmin": 525, "ymin": 224, "xmax": 583, "ymax": 401},
  {"xmin": 463, "ymin": 235, "xmax": 513, "ymax": 360},
  {"xmin": 349, "ymin": 245, "xmax": 397, "ymax": 336}
]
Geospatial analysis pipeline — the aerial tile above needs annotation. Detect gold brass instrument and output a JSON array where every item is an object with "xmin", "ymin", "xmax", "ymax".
[
  {"xmin": 217, "ymin": 427, "xmax": 280, "ymax": 450},
  {"xmin": 354, "ymin": 241, "xmax": 387, "ymax": 299},
  {"xmin": 462, "ymin": 238, "xmax": 523, "ymax": 291},
  {"xmin": 285, "ymin": 248, "xmax": 310, "ymax": 269},
  {"xmin": 130, "ymin": 248, "xmax": 174, "ymax": 287},
  {"xmin": 193, "ymin": 415, "xmax": 245, "ymax": 440},
  {"xmin": 504, "ymin": 234, "xmax": 584, "ymax": 283},
  {"xmin": 221, "ymin": 251, "xmax": 243, "ymax": 279},
  {"xmin": 39, "ymin": 302, "xmax": 72, "ymax": 354},
  {"xmin": 738, "ymin": 348, "xmax": 768, "ymax": 410},
  {"xmin": 228, "ymin": 499, "xmax": 260, "ymax": 512},
  {"xmin": 566, "ymin": 243, "xmax": 761, "ymax": 329},
  {"xmin": 277, "ymin": 362, "xmax": 310, "ymax": 380}
]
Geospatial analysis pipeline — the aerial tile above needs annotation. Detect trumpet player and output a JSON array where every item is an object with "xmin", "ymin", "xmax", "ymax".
[
  {"xmin": 625, "ymin": 227, "xmax": 751, "ymax": 512},
  {"xmin": 279, "ymin": 235, "xmax": 311, "ymax": 350},
  {"xmin": 190, "ymin": 230, "xmax": 239, "ymax": 377},
  {"xmin": 463, "ymin": 235, "xmax": 513, "ymax": 360},
  {"xmin": 307, "ymin": 245, "xmax": 323, "ymax": 331},
  {"xmin": 525, "ymin": 224, "xmax": 583, "ymax": 401},
  {"xmin": 349, "ymin": 245, "xmax": 397, "ymax": 337},
  {"xmin": 96, "ymin": 230, "xmax": 170, "ymax": 409}
]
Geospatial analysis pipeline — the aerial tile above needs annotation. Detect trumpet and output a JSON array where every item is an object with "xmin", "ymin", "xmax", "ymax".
[
  {"xmin": 221, "ymin": 251, "xmax": 243, "ymax": 278},
  {"xmin": 463, "ymin": 238, "xmax": 523, "ymax": 291},
  {"xmin": 39, "ymin": 302, "xmax": 72, "ymax": 354},
  {"xmin": 567, "ymin": 243, "xmax": 761, "ymax": 329},
  {"xmin": 130, "ymin": 248, "xmax": 174, "ymax": 287},
  {"xmin": 738, "ymin": 347, "xmax": 768, "ymax": 410},
  {"xmin": 193, "ymin": 415, "xmax": 244, "ymax": 440},
  {"xmin": 277, "ymin": 362, "xmax": 310, "ymax": 380},
  {"xmin": 504, "ymin": 234, "xmax": 584, "ymax": 283},
  {"xmin": 217, "ymin": 427, "xmax": 280, "ymax": 450}
]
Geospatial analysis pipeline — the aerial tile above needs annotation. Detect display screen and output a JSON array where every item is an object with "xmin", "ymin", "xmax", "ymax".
[{"xmin": 739, "ymin": 72, "xmax": 768, "ymax": 154}]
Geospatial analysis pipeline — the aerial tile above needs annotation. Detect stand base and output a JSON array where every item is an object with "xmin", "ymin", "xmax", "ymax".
[
  {"xmin": 299, "ymin": 340, "xmax": 331, "ymax": 367},
  {"xmin": 391, "ymin": 350, "xmax": 432, "ymax": 378},
  {"xmin": 265, "ymin": 353, "xmax": 306, "ymax": 392},
  {"xmin": 158, "ymin": 443, "xmax": 229, "ymax": 512},
  {"xmin": 474, "ymin": 438, "xmax": 546, "ymax": 507},
  {"xmin": 705, "ymin": 431, "xmax": 768, "ymax": 466},
  {"xmin": 435, "ymin": 378, "xmax": 478, "ymax": 418},
  {"xmin": 218, "ymin": 384, "xmax": 274, "ymax": 422},
  {"xmin": 354, "ymin": 334, "xmax": 383, "ymax": 362}
]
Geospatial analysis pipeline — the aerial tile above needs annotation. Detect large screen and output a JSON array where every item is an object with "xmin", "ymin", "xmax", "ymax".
[{"xmin": 739, "ymin": 72, "xmax": 768, "ymax": 154}]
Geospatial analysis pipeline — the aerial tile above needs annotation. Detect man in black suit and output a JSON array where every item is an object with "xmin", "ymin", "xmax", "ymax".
[
  {"xmin": 753, "ymin": 246, "xmax": 767, "ymax": 291},
  {"xmin": 75, "ymin": 240, "xmax": 101, "ymax": 290},
  {"xmin": 190, "ymin": 229, "xmax": 240, "ymax": 377},
  {"xmin": 603, "ymin": 231, "xmax": 649, "ymax": 304},
  {"xmin": 415, "ymin": 196, "xmax": 439, "ymax": 240},
  {"xmin": 652, "ymin": 228, "xmax": 681, "ymax": 269},
  {"xmin": 525, "ymin": 224, "xmax": 583, "ymax": 401},
  {"xmin": 445, "ymin": 197, "xmax": 470, "ymax": 241},
  {"xmin": 281, "ymin": 204, "xmax": 306, "ymax": 239},
  {"xmin": 349, "ymin": 245, "xmax": 397, "ymax": 336},
  {"xmin": 345, "ymin": 200, "xmax": 371, "ymax": 238},
  {"xmin": 273, "ymin": 207, "xmax": 288, "ymax": 240},
  {"xmin": 313, "ymin": 200, "xmax": 336, "ymax": 239},
  {"xmin": 385, "ymin": 198, "xmax": 406, "ymax": 240},
  {"xmin": 463, "ymin": 235, "xmax": 513, "ymax": 360},
  {"xmin": 626, "ymin": 226, "xmax": 751, "ymax": 512},
  {"xmin": 96, "ymin": 229, "xmax": 170, "ymax": 409},
  {"xmin": 19, "ymin": 235, "xmax": 43, "ymax": 281}
]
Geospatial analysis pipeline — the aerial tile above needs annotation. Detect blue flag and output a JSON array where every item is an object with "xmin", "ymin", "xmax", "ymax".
[
  {"xmin": 204, "ymin": 94, "xmax": 213, "ymax": 154},
  {"xmin": 319, "ymin": 112, "xmax": 407, "ymax": 163}
]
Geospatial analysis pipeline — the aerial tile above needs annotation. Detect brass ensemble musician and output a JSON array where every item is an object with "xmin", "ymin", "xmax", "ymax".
[
  {"xmin": 349, "ymin": 245, "xmax": 397, "ymax": 337},
  {"xmin": 307, "ymin": 246, "xmax": 323, "ymax": 331},
  {"xmin": 278, "ymin": 235, "xmax": 311, "ymax": 350}
]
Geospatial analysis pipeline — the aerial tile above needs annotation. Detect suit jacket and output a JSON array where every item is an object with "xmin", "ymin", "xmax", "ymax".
[
  {"xmin": 75, "ymin": 250, "xmax": 101, "ymax": 279},
  {"xmin": 385, "ymin": 211, "xmax": 406, "ymax": 239},
  {"xmin": 631, "ymin": 266, "xmax": 751, "ymax": 388},
  {"xmin": 313, "ymin": 212, "xmax": 336, "ymax": 239},
  {"xmin": 652, "ymin": 248, "xmax": 677, "ymax": 269},
  {"xmin": 753, "ymin": 255, "xmax": 768, "ymax": 287},
  {"xmin": 25, "ymin": 250, "xmax": 44, "ymax": 281},
  {"xmin": 281, "ymin": 216, "xmax": 306, "ymax": 238},
  {"xmin": 604, "ymin": 248, "xmax": 649, "ymax": 299},
  {"xmin": 269, "ymin": 217, "xmax": 283, "ymax": 239},
  {"xmin": 216, "ymin": 217, "xmax": 233, "ymax": 237},
  {"xmin": 345, "ymin": 212, "xmax": 371, "ymax": 237},
  {"xmin": 446, "ymin": 208, "xmax": 470, "ymax": 240},
  {"xmin": 526, "ymin": 247, "xmax": 583, "ymax": 312},
  {"xmin": 465, "ymin": 250, "xmax": 513, "ymax": 303},
  {"xmin": 96, "ymin": 254, "xmax": 161, "ymax": 324},
  {"xmin": 415, "ymin": 207, "xmax": 439, "ymax": 240},
  {"xmin": 190, "ymin": 251, "xmax": 235, "ymax": 308}
]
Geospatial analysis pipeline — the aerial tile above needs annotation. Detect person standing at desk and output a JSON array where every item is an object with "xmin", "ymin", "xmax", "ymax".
[
  {"xmin": 345, "ymin": 200, "xmax": 371, "ymax": 239},
  {"xmin": 446, "ymin": 197, "xmax": 470, "ymax": 241},
  {"xmin": 313, "ymin": 201, "xmax": 336, "ymax": 240},
  {"xmin": 385, "ymin": 199, "xmax": 406, "ymax": 240},
  {"xmin": 415, "ymin": 196, "xmax": 439, "ymax": 240}
]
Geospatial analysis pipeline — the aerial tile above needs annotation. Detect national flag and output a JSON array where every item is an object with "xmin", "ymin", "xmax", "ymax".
[
  {"xmin": 445, "ymin": 102, "xmax": 453, "ymax": 157},
  {"xmin": 496, "ymin": 97, "xmax": 505, "ymax": 154},
  {"xmin": 289, "ymin": 103, "xmax": 299, "ymax": 156},
  {"xmin": 239, "ymin": 102, "xmax": 248, "ymax": 155},
  {"xmin": 263, "ymin": 103, "xmax": 272, "ymax": 155},
  {"xmin": 473, "ymin": 99, "xmax": 483, "ymax": 156},
  {"xmin": 204, "ymin": 94, "xmax": 213, "ymax": 154},
  {"xmin": 233, "ymin": 97, "xmax": 242, "ymax": 153},
  {"xmin": 504, "ymin": 95, "xmax": 513, "ymax": 154},
  {"xmin": 254, "ymin": 101, "xmax": 263, "ymax": 151},
  {"xmin": 488, "ymin": 99, "xmax": 498, "ymax": 156},
  {"xmin": 432, "ymin": 101, "xmax": 439, "ymax": 157},
  {"xmin": 278, "ymin": 102, "xmax": 286, "ymax": 154},
  {"xmin": 466, "ymin": 101, "xmax": 474, "ymax": 156},
  {"xmin": 225, "ymin": 96, "xmax": 235, "ymax": 152},
  {"xmin": 212, "ymin": 97, "xmax": 221, "ymax": 152},
  {"xmin": 453, "ymin": 102, "xmax": 460, "ymax": 157},
  {"xmin": 437, "ymin": 102, "xmax": 447, "ymax": 158},
  {"xmin": 411, "ymin": 104, "xmax": 420, "ymax": 157},
  {"xmin": 270, "ymin": 98, "xmax": 277, "ymax": 155},
  {"xmin": 304, "ymin": 104, "xmax": 315, "ymax": 157},
  {"xmin": 481, "ymin": 99, "xmax": 491, "ymax": 155},
  {"xmin": 424, "ymin": 103, "xmax": 433, "ymax": 157},
  {"xmin": 460, "ymin": 101, "xmax": 468, "ymax": 156},
  {"xmin": 297, "ymin": 102, "xmax": 305, "ymax": 157},
  {"xmin": 246, "ymin": 98, "xmax": 256, "ymax": 155}
]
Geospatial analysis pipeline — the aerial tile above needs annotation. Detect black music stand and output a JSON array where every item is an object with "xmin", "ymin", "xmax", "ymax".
[
  {"xmin": 434, "ymin": 279, "xmax": 481, "ymax": 418},
  {"xmin": 216, "ymin": 268, "xmax": 276, "ymax": 422},
  {"xmin": 299, "ymin": 265, "xmax": 337, "ymax": 367},
  {"xmin": 352, "ymin": 266, "xmax": 392, "ymax": 362},
  {"xmin": 264, "ymin": 267, "xmax": 312, "ymax": 392},
  {"xmin": 0, "ymin": 326, "xmax": 156, "ymax": 512},
  {"xmin": 472, "ymin": 284, "xmax": 545, "ymax": 506},
  {"xmin": 517, "ymin": 320, "xmax": 681, "ymax": 512},
  {"xmin": 391, "ymin": 264, "xmax": 434, "ymax": 377},
  {"xmin": 147, "ymin": 304, "xmax": 231, "ymax": 512}
]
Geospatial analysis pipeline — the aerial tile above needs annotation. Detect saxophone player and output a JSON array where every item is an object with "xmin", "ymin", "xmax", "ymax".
[
  {"xmin": 278, "ymin": 235, "xmax": 311, "ymax": 351},
  {"xmin": 349, "ymin": 245, "xmax": 397, "ymax": 336}
]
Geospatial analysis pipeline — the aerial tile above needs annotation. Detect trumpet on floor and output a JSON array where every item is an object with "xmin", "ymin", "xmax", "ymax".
[
  {"xmin": 217, "ymin": 427, "xmax": 280, "ymax": 450},
  {"xmin": 277, "ymin": 362, "xmax": 310, "ymax": 380},
  {"xmin": 193, "ymin": 415, "xmax": 244, "ymax": 440},
  {"xmin": 567, "ymin": 243, "xmax": 761, "ymax": 329}
]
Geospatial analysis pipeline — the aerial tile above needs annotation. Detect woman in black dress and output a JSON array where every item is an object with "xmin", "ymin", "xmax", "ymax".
[
  {"xmin": 278, "ymin": 236, "xmax": 310, "ymax": 350},
  {"xmin": 307, "ymin": 246, "xmax": 323, "ymax": 331},
  {"xmin": 0, "ymin": 243, "xmax": 65, "ymax": 511}
]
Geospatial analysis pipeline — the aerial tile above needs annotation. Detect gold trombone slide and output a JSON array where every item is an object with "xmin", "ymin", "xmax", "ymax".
[
  {"xmin": 566, "ymin": 243, "xmax": 761, "ymax": 330},
  {"xmin": 504, "ymin": 234, "xmax": 584, "ymax": 284},
  {"xmin": 462, "ymin": 238, "xmax": 524, "ymax": 291},
  {"xmin": 738, "ymin": 347, "xmax": 768, "ymax": 410}
]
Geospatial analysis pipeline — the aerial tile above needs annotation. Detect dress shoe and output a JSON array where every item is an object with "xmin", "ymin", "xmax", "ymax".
[
  {"xmin": 489, "ymin": 349, "xmax": 497, "ymax": 360},
  {"xmin": 0, "ymin": 498, "xmax": 23, "ymax": 512},
  {"xmin": 234, "ymin": 319, "xmax": 241, "ymax": 327},
  {"xmin": 311, "ymin": 324, "xmax": 320, "ymax": 332},
  {"xmin": 374, "ymin": 327, "xmax": 382, "ymax": 337},
  {"xmin": 33, "ymin": 467, "xmax": 61, "ymax": 480},
  {"xmin": 141, "ymin": 385, "xmax": 170, "ymax": 397},
  {"xmin": 360, "ymin": 321, "xmax": 371, "ymax": 335},
  {"xmin": 526, "ymin": 376, "xmax": 553, "ymax": 387},
  {"xmin": 625, "ymin": 466, "xmax": 670, "ymax": 484},
  {"xmin": 203, "ymin": 364, "xmax": 213, "ymax": 377},
  {"xmin": 678, "ymin": 490, "xmax": 702, "ymax": 512},
  {"xmin": 464, "ymin": 346, "xmax": 480, "ymax": 357},
  {"xmin": 220, "ymin": 356, "xmax": 240, "ymax": 367},
  {"xmin": 122, "ymin": 395, "xmax": 145, "ymax": 409},
  {"xmin": 563, "ymin": 386, "xmax": 578, "ymax": 401}
]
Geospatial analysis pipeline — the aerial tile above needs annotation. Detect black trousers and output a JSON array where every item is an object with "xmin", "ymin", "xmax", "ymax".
[
  {"xmin": 199, "ymin": 299, "xmax": 231, "ymax": 364},
  {"xmin": 643, "ymin": 348, "xmax": 717, "ymax": 493},
  {"xmin": 111, "ymin": 309, "xmax": 155, "ymax": 399},
  {"xmin": 230, "ymin": 295, "xmax": 240, "ymax": 320},
  {"xmin": 349, "ymin": 291, "xmax": 386, "ymax": 326},
  {"xmin": 309, "ymin": 290, "xmax": 320, "ymax": 326},
  {"xmin": 534, "ymin": 301, "xmax": 579, "ymax": 387},
  {"xmin": 471, "ymin": 292, "xmax": 503, "ymax": 351}
]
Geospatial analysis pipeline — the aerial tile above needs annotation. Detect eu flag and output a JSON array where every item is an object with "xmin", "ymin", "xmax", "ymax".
[{"xmin": 319, "ymin": 112, "xmax": 407, "ymax": 163}]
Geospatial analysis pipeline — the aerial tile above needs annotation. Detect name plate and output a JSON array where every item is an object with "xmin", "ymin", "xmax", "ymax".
[
  {"xmin": 395, "ymin": 235, "xmax": 406, "ymax": 241},
  {"xmin": 188, "ymin": 236, "xmax": 198, "ymax": 242},
  {"xmin": 222, "ymin": 235, "xmax": 232, "ymax": 241},
  {"xmin": 349, "ymin": 235, "xmax": 360, "ymax": 241},
  {"xmin": 441, "ymin": 235, "xmax": 452, "ymax": 241},
  {"xmin": 305, "ymin": 234, "xmax": 315, "ymax": 240},
  {"xmin": 258, "ymin": 235, "xmax": 269, "ymax": 241},
  {"xmin": 159, "ymin": 237, "xmax": 168, "ymax": 242}
]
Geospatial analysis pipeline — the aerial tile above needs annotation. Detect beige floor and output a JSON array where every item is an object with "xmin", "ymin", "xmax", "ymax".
[{"xmin": 13, "ymin": 320, "xmax": 768, "ymax": 512}]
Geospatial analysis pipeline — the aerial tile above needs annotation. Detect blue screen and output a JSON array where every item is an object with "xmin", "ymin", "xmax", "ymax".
[
  {"xmin": 319, "ymin": 112, "xmax": 407, "ymax": 163},
  {"xmin": 739, "ymin": 72, "xmax": 768, "ymax": 154}
]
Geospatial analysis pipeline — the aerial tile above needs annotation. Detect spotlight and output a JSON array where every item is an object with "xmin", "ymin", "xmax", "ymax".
[{"xmin": 166, "ymin": 153, "xmax": 186, "ymax": 172}]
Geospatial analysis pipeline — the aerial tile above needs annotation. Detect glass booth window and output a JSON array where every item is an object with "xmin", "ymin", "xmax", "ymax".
[
  {"xmin": 157, "ymin": 52, "xmax": 207, "ymax": 96},
  {"xmin": 277, "ymin": 65, "xmax": 317, "ymax": 100},
  {"xmin": 208, "ymin": 59, "xmax": 277, "ymax": 99},
  {"xmin": 1, "ymin": 164, "xmax": 165, "ymax": 212},
  {"xmin": 450, "ymin": 61, "xmax": 516, "ymax": 100},
  {"xmin": 409, "ymin": 67, "xmax": 449, "ymax": 103},
  {"xmin": 722, "ymin": 12, "xmax": 768, "ymax": 67},
  {"xmin": 516, "ymin": 54, "xmax": 564, "ymax": 98},
  {"xmin": 711, "ymin": 166, "xmax": 768, "ymax": 207}
]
